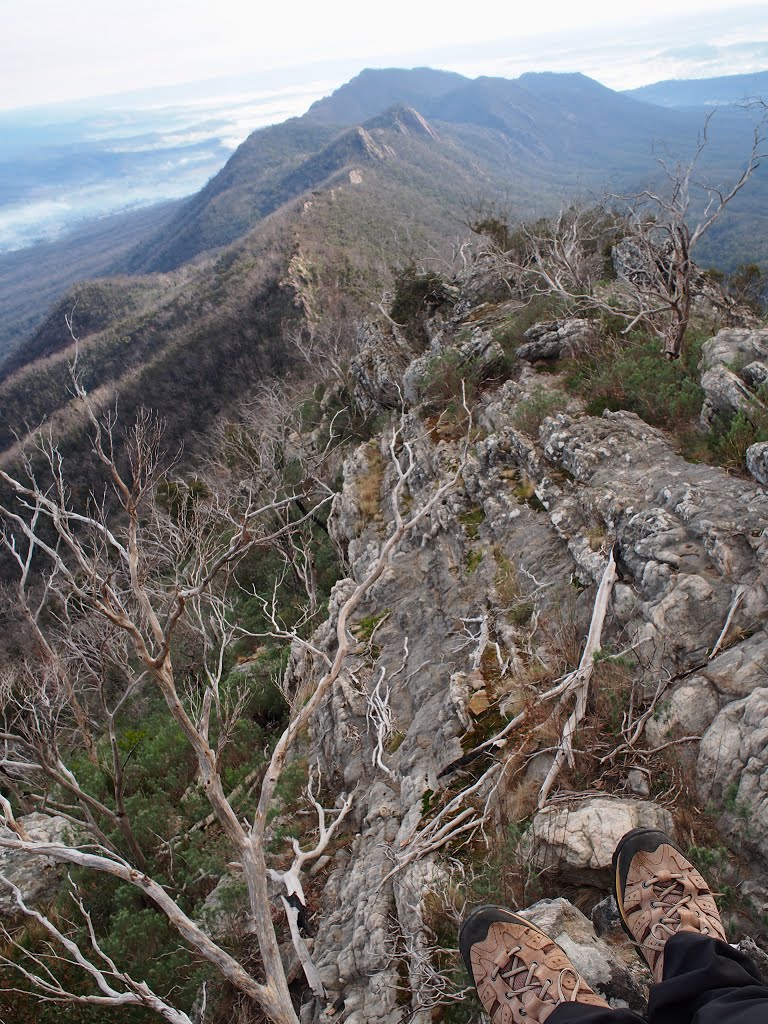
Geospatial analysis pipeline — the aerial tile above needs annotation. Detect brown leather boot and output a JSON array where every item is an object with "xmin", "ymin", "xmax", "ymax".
[
  {"xmin": 612, "ymin": 828, "xmax": 727, "ymax": 982},
  {"xmin": 459, "ymin": 905, "xmax": 610, "ymax": 1023}
]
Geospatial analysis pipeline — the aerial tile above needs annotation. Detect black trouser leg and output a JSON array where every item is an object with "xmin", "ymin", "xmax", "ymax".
[
  {"xmin": 549, "ymin": 932, "xmax": 768, "ymax": 1024},
  {"xmin": 549, "ymin": 1003, "xmax": 645, "ymax": 1024},
  {"xmin": 648, "ymin": 932, "xmax": 768, "ymax": 1024}
]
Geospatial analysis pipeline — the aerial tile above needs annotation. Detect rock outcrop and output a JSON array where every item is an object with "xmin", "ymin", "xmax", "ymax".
[
  {"xmin": 0, "ymin": 813, "xmax": 71, "ymax": 921},
  {"xmin": 700, "ymin": 328, "xmax": 768, "ymax": 371},
  {"xmin": 526, "ymin": 798, "xmax": 674, "ymax": 881},
  {"xmin": 699, "ymin": 365, "xmax": 758, "ymax": 427},
  {"xmin": 517, "ymin": 318, "xmax": 594, "ymax": 362},
  {"xmin": 291, "ymin": 304, "xmax": 768, "ymax": 1020},
  {"xmin": 747, "ymin": 442, "xmax": 768, "ymax": 486}
]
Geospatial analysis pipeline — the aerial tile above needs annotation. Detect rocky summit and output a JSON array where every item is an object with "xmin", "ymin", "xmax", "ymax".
[{"xmin": 269, "ymin": 297, "xmax": 768, "ymax": 1022}]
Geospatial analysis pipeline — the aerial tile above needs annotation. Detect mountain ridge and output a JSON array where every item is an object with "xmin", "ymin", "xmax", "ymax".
[
  {"xmin": 626, "ymin": 69, "xmax": 768, "ymax": 107},
  {"xmin": 117, "ymin": 67, "xmax": 766, "ymax": 279},
  {"xmin": 2, "ymin": 64, "xmax": 767, "ymax": 394}
]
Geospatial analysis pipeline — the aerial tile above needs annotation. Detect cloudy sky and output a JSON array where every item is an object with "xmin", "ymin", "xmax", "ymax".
[{"xmin": 3, "ymin": 0, "xmax": 768, "ymax": 109}]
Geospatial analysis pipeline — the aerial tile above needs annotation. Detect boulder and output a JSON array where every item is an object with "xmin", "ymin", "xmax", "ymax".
[
  {"xmin": 627, "ymin": 769, "xmax": 651, "ymax": 798},
  {"xmin": 526, "ymin": 798, "xmax": 674, "ymax": 880},
  {"xmin": 521, "ymin": 898, "xmax": 649, "ymax": 1012},
  {"xmin": 349, "ymin": 320, "xmax": 413, "ymax": 414},
  {"xmin": 643, "ymin": 676, "xmax": 720, "ymax": 748},
  {"xmin": 742, "ymin": 361, "xmax": 768, "ymax": 391},
  {"xmin": 452, "ymin": 255, "xmax": 514, "ymax": 315},
  {"xmin": 699, "ymin": 365, "xmax": 757, "ymax": 427},
  {"xmin": 700, "ymin": 328, "xmax": 768, "ymax": 372},
  {"xmin": 698, "ymin": 631, "xmax": 768, "ymax": 701},
  {"xmin": 517, "ymin": 319, "xmax": 593, "ymax": 362},
  {"xmin": 746, "ymin": 442, "xmax": 768, "ymax": 486},
  {"xmin": 738, "ymin": 937, "xmax": 768, "ymax": 984},
  {"xmin": 0, "ymin": 813, "xmax": 71, "ymax": 920},
  {"xmin": 591, "ymin": 894, "xmax": 625, "ymax": 942}
]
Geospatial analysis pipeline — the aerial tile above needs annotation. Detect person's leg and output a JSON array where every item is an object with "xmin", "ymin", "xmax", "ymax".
[
  {"xmin": 459, "ymin": 905, "xmax": 643, "ymax": 1024},
  {"xmin": 613, "ymin": 828, "xmax": 768, "ymax": 1024},
  {"xmin": 648, "ymin": 931, "xmax": 768, "ymax": 1024}
]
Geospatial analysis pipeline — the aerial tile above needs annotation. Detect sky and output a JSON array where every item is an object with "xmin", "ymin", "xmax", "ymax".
[{"xmin": 2, "ymin": 0, "xmax": 768, "ymax": 110}]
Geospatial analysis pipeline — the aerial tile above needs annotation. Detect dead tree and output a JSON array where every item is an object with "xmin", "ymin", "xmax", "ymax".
[
  {"xmin": 477, "ymin": 113, "xmax": 766, "ymax": 360},
  {"xmin": 610, "ymin": 112, "xmax": 766, "ymax": 358},
  {"xmin": 0, "ymin": 384, "xmax": 466, "ymax": 1023}
]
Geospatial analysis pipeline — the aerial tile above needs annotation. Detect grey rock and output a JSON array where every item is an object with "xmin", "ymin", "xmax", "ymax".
[
  {"xmin": 538, "ymin": 411, "xmax": 768, "ymax": 660},
  {"xmin": 457, "ymin": 328, "xmax": 508, "ymax": 378},
  {"xmin": 644, "ymin": 677, "xmax": 720, "ymax": 748},
  {"xmin": 349, "ymin": 320, "xmax": 414, "ymax": 414},
  {"xmin": 746, "ymin": 442, "xmax": 768, "ymax": 486},
  {"xmin": 700, "ymin": 365, "xmax": 757, "ymax": 428},
  {"xmin": 697, "ymin": 686, "xmax": 768, "ymax": 865},
  {"xmin": 591, "ymin": 895, "xmax": 623, "ymax": 939},
  {"xmin": 517, "ymin": 319, "xmax": 594, "ymax": 362},
  {"xmin": 700, "ymin": 328, "xmax": 768, "ymax": 372},
  {"xmin": 697, "ymin": 632, "xmax": 768, "ymax": 701},
  {"xmin": 199, "ymin": 872, "xmax": 250, "ymax": 941},
  {"xmin": 612, "ymin": 237, "xmax": 667, "ymax": 288},
  {"xmin": 0, "ymin": 813, "xmax": 71, "ymax": 920},
  {"xmin": 627, "ymin": 768, "xmax": 651, "ymax": 798},
  {"xmin": 742, "ymin": 361, "xmax": 768, "ymax": 391},
  {"xmin": 451, "ymin": 256, "xmax": 514, "ymax": 315},
  {"xmin": 737, "ymin": 937, "xmax": 768, "ymax": 984},
  {"xmin": 290, "ymin": 344, "xmax": 768, "ymax": 1020},
  {"xmin": 526, "ymin": 798, "xmax": 674, "ymax": 881}
]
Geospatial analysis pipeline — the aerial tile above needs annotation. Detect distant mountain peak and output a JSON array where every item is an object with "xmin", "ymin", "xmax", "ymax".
[
  {"xmin": 364, "ymin": 103, "xmax": 440, "ymax": 141},
  {"xmin": 304, "ymin": 66, "xmax": 467, "ymax": 126}
]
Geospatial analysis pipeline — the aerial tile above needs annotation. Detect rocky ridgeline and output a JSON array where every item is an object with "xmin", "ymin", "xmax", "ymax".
[
  {"xmin": 289, "ymin": 286, "xmax": 768, "ymax": 1021},
  {"xmin": 2, "ymin": 274, "xmax": 767, "ymax": 1023}
]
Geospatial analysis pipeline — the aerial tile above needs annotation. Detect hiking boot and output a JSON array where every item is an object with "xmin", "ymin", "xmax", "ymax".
[
  {"xmin": 459, "ymin": 905, "xmax": 610, "ymax": 1023},
  {"xmin": 612, "ymin": 828, "xmax": 726, "ymax": 982}
]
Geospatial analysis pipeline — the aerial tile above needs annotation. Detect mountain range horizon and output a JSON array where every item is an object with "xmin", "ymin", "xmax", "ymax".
[
  {"xmin": 0, "ymin": 62, "xmax": 766, "ymax": 371},
  {"xmin": 2, "ymin": 62, "xmax": 767, "ymax": 256}
]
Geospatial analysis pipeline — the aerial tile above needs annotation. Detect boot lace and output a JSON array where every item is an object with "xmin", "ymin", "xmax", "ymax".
[
  {"xmin": 491, "ymin": 946, "xmax": 583, "ymax": 1015},
  {"xmin": 639, "ymin": 871, "xmax": 713, "ymax": 946}
]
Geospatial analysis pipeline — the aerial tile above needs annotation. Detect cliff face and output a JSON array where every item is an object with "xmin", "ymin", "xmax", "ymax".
[{"xmin": 283, "ymin": 279, "xmax": 768, "ymax": 1022}]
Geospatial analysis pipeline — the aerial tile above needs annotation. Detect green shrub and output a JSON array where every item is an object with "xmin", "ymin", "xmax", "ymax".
[
  {"xmin": 466, "ymin": 549, "xmax": 484, "ymax": 575},
  {"xmin": 472, "ymin": 215, "xmax": 513, "ymax": 251},
  {"xmin": 706, "ymin": 387, "xmax": 768, "ymax": 468},
  {"xmin": 722, "ymin": 262, "xmax": 767, "ymax": 313},
  {"xmin": 420, "ymin": 348, "xmax": 497, "ymax": 435},
  {"xmin": 511, "ymin": 385, "xmax": 568, "ymax": 435},
  {"xmin": 352, "ymin": 608, "xmax": 390, "ymax": 640},
  {"xmin": 459, "ymin": 506, "xmax": 485, "ymax": 539},
  {"xmin": 567, "ymin": 331, "xmax": 705, "ymax": 430}
]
